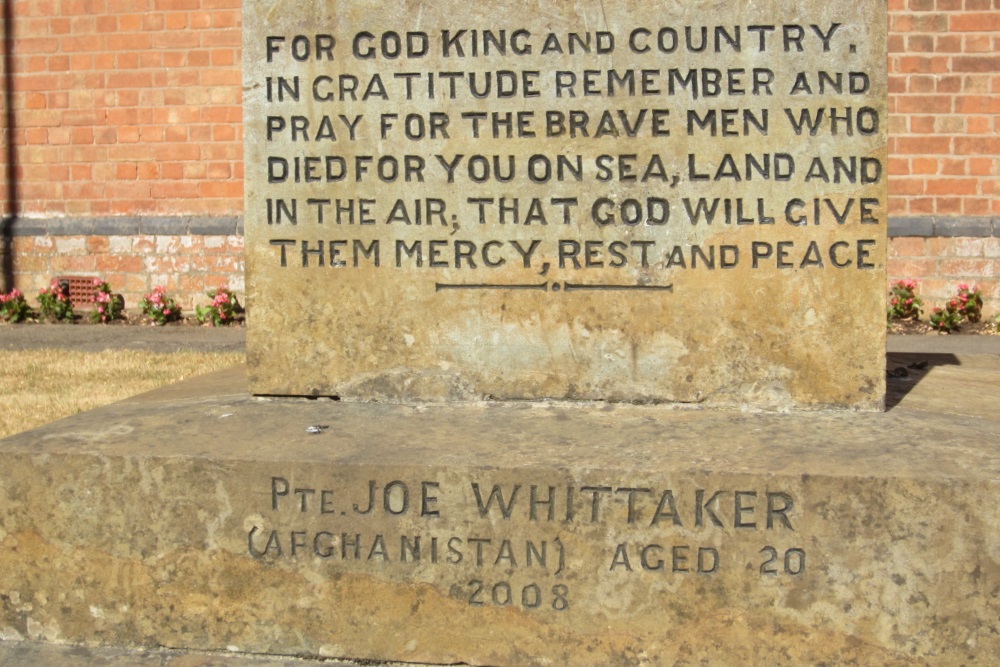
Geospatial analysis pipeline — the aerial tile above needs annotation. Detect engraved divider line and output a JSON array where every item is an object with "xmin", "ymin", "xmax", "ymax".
[
  {"xmin": 435, "ymin": 283, "xmax": 548, "ymax": 291},
  {"xmin": 435, "ymin": 282, "xmax": 674, "ymax": 292},
  {"xmin": 563, "ymin": 283, "xmax": 674, "ymax": 292}
]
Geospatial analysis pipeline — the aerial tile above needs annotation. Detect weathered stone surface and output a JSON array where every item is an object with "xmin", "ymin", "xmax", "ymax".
[
  {"xmin": 1, "ymin": 355, "xmax": 998, "ymax": 666},
  {"xmin": 243, "ymin": 0, "xmax": 888, "ymax": 408}
]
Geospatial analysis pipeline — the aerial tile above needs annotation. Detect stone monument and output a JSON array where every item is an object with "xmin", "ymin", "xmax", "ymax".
[
  {"xmin": 7, "ymin": 2, "xmax": 1000, "ymax": 667},
  {"xmin": 243, "ymin": 0, "xmax": 887, "ymax": 409}
]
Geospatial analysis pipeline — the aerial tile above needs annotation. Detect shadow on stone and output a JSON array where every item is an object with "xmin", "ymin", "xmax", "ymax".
[{"xmin": 885, "ymin": 352, "xmax": 961, "ymax": 410}]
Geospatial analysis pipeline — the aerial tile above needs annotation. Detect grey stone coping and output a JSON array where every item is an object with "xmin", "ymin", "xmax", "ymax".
[
  {"xmin": 888, "ymin": 216, "xmax": 999, "ymax": 238},
  {"xmin": 1, "ymin": 216, "xmax": 242, "ymax": 237},
  {"xmin": 1, "ymin": 215, "xmax": 996, "ymax": 238}
]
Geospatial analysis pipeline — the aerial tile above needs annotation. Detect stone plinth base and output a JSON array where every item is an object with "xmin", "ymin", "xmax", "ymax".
[{"xmin": 1, "ymin": 354, "xmax": 999, "ymax": 666}]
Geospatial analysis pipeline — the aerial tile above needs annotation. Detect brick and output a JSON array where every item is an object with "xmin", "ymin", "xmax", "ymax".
[
  {"xmin": 892, "ymin": 156, "xmax": 912, "ymax": 177},
  {"xmin": 893, "ymin": 13, "xmax": 949, "ymax": 31},
  {"xmin": 95, "ymin": 255, "xmax": 144, "ymax": 273},
  {"xmin": 184, "ymin": 163, "xmax": 207, "ymax": 179},
  {"xmin": 968, "ymin": 116, "xmax": 992, "ymax": 133},
  {"xmin": 940, "ymin": 258, "xmax": 994, "ymax": 277},
  {"xmin": 896, "ymin": 136, "xmax": 954, "ymax": 155},
  {"xmin": 953, "ymin": 56, "xmax": 1000, "ymax": 73},
  {"xmin": 891, "ymin": 237, "xmax": 929, "ymax": 256},
  {"xmin": 950, "ymin": 11, "xmax": 1000, "ymax": 30},
  {"xmin": 898, "ymin": 94, "xmax": 955, "ymax": 114},
  {"xmin": 955, "ymin": 137, "xmax": 1000, "ymax": 155},
  {"xmin": 907, "ymin": 75, "xmax": 936, "ymax": 93},
  {"xmin": 889, "ymin": 258, "xmax": 938, "ymax": 278},
  {"xmin": 906, "ymin": 35, "xmax": 935, "ymax": 52},
  {"xmin": 935, "ymin": 116, "xmax": 966, "ymax": 133},
  {"xmin": 199, "ymin": 181, "xmax": 242, "ymax": 198},
  {"xmin": 963, "ymin": 198, "xmax": 993, "ymax": 215},
  {"xmin": 968, "ymin": 158, "xmax": 996, "ymax": 175},
  {"xmin": 86, "ymin": 236, "xmax": 111, "ymax": 254},
  {"xmin": 965, "ymin": 34, "xmax": 993, "ymax": 53},
  {"xmin": 951, "ymin": 238, "xmax": 986, "ymax": 256},
  {"xmin": 955, "ymin": 97, "xmax": 1000, "ymax": 114},
  {"xmin": 940, "ymin": 159, "xmax": 968, "ymax": 176},
  {"xmin": 163, "ymin": 13, "xmax": 187, "ymax": 30},
  {"xmin": 189, "ymin": 125, "xmax": 211, "ymax": 142},
  {"xmin": 160, "ymin": 163, "xmax": 184, "ymax": 180},
  {"xmin": 118, "ymin": 14, "xmax": 142, "ymax": 31},
  {"xmin": 910, "ymin": 116, "xmax": 936, "ymax": 133},
  {"xmin": 141, "ymin": 13, "xmax": 164, "ymax": 30},
  {"xmin": 896, "ymin": 56, "xmax": 951, "ymax": 75},
  {"xmin": 936, "ymin": 197, "xmax": 964, "ymax": 215},
  {"xmin": 50, "ymin": 254, "xmax": 98, "ymax": 272},
  {"xmin": 963, "ymin": 75, "xmax": 992, "ymax": 94}
]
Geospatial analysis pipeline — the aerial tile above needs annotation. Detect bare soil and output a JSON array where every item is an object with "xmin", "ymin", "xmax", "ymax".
[{"xmin": 887, "ymin": 318, "xmax": 999, "ymax": 336}]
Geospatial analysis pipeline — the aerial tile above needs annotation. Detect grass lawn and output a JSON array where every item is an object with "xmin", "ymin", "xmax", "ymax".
[{"xmin": 0, "ymin": 350, "xmax": 243, "ymax": 439}]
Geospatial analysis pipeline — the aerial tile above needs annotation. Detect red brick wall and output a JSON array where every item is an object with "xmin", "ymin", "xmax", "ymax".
[
  {"xmin": 0, "ymin": 1, "xmax": 998, "ymax": 314},
  {"xmin": 887, "ymin": 0, "xmax": 1000, "ymax": 217},
  {"xmin": 3, "ymin": 0, "xmax": 242, "ymax": 218},
  {"xmin": 10, "ymin": 232, "xmax": 243, "ymax": 310},
  {"xmin": 1, "ymin": 1, "xmax": 996, "ymax": 221}
]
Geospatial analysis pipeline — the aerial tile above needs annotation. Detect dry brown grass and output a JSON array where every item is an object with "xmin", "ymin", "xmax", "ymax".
[{"xmin": 0, "ymin": 350, "xmax": 243, "ymax": 439}]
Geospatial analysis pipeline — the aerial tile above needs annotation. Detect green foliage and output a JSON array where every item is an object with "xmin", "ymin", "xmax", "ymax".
[
  {"xmin": 37, "ymin": 280, "xmax": 74, "ymax": 322},
  {"xmin": 139, "ymin": 286, "xmax": 182, "ymax": 325},
  {"xmin": 929, "ymin": 303, "xmax": 962, "ymax": 333},
  {"xmin": 954, "ymin": 283, "xmax": 983, "ymax": 323},
  {"xmin": 0, "ymin": 288, "xmax": 33, "ymax": 323},
  {"xmin": 887, "ymin": 280, "xmax": 922, "ymax": 320},
  {"xmin": 927, "ymin": 283, "xmax": 987, "ymax": 333},
  {"xmin": 89, "ymin": 279, "xmax": 125, "ymax": 324},
  {"xmin": 195, "ymin": 285, "xmax": 242, "ymax": 326}
]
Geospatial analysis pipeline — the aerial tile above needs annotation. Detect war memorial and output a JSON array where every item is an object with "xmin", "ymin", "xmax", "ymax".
[{"xmin": 2, "ymin": 1, "xmax": 1000, "ymax": 665}]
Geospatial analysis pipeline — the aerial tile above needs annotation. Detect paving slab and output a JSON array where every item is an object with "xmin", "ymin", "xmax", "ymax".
[
  {"xmin": 0, "ymin": 325, "xmax": 246, "ymax": 354},
  {"xmin": 2, "ymin": 322, "xmax": 997, "ymax": 358}
]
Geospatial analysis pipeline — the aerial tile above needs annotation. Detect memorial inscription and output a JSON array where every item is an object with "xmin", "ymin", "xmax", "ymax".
[
  {"xmin": 247, "ymin": 474, "xmax": 805, "ymax": 618},
  {"xmin": 244, "ymin": 0, "xmax": 886, "ymax": 407}
]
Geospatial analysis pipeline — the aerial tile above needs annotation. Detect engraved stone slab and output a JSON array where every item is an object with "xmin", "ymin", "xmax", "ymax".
[
  {"xmin": 1, "ymin": 357, "xmax": 999, "ymax": 666},
  {"xmin": 243, "ymin": 0, "xmax": 888, "ymax": 409}
]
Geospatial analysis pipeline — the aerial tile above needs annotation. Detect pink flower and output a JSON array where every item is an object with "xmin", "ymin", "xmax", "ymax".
[
  {"xmin": 163, "ymin": 309, "xmax": 171, "ymax": 315},
  {"xmin": 905, "ymin": 299, "xmax": 912, "ymax": 305},
  {"xmin": 98, "ymin": 306, "xmax": 104, "ymax": 314},
  {"xmin": 219, "ymin": 312, "xmax": 226, "ymax": 320}
]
